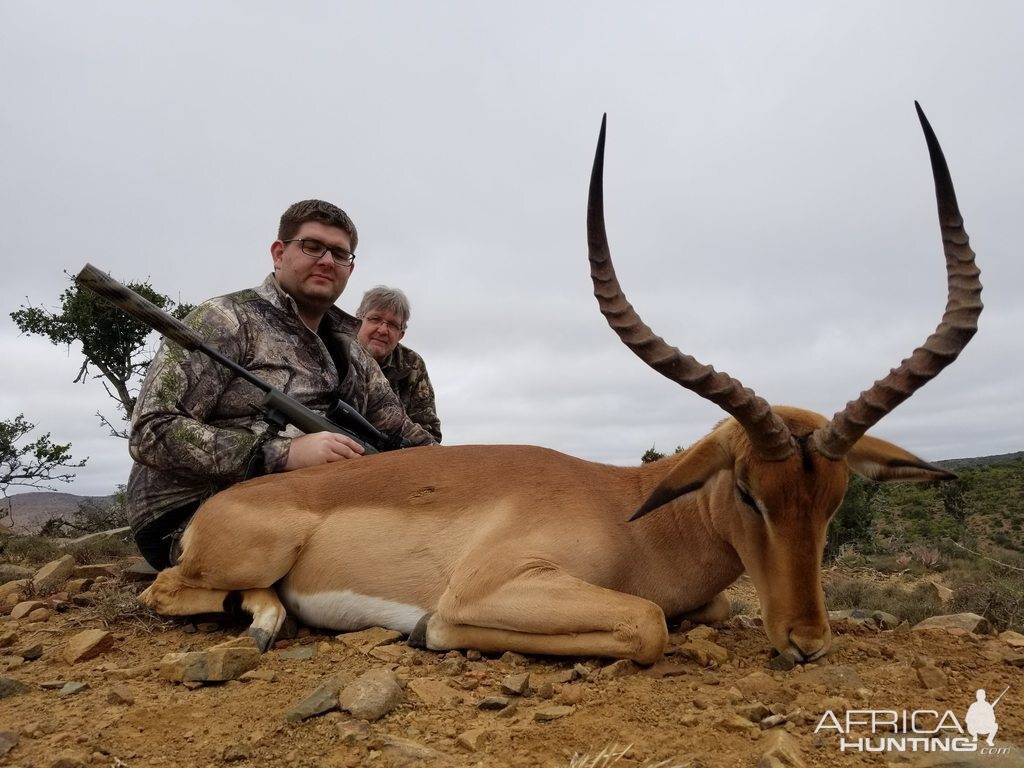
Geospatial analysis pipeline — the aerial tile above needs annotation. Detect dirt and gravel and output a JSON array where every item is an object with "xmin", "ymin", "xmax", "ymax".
[{"xmin": 1, "ymin": 560, "xmax": 1022, "ymax": 768}]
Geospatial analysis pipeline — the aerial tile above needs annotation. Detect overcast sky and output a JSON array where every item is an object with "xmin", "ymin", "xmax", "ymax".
[{"xmin": 1, "ymin": 2, "xmax": 1021, "ymax": 497}]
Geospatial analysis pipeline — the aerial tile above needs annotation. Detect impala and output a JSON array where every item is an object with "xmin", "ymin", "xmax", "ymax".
[{"xmin": 141, "ymin": 104, "xmax": 981, "ymax": 664}]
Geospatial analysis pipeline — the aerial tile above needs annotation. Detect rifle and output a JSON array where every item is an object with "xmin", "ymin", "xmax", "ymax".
[
  {"xmin": 992, "ymin": 686, "xmax": 1009, "ymax": 707},
  {"xmin": 75, "ymin": 263, "xmax": 400, "ymax": 456}
]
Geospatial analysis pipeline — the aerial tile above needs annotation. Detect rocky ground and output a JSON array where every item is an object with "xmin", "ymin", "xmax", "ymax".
[{"xmin": 1, "ymin": 557, "xmax": 1022, "ymax": 768}]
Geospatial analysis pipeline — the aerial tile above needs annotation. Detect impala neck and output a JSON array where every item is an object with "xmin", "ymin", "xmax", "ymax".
[{"xmin": 626, "ymin": 458, "xmax": 745, "ymax": 615}]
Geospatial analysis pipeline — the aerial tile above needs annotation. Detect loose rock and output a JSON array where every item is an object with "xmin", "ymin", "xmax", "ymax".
[
  {"xmin": 0, "ymin": 730, "xmax": 18, "ymax": 757},
  {"xmin": 719, "ymin": 713, "xmax": 759, "ymax": 734},
  {"xmin": 916, "ymin": 664, "xmax": 948, "ymax": 689},
  {"xmin": 336, "ymin": 720, "xmax": 370, "ymax": 744},
  {"xmin": 369, "ymin": 644, "xmax": 405, "ymax": 663},
  {"xmin": 73, "ymin": 563, "xmax": 118, "ymax": 580},
  {"xmin": 456, "ymin": 728, "xmax": 490, "ymax": 751},
  {"xmin": 758, "ymin": 729, "xmax": 806, "ymax": 768},
  {"xmin": 338, "ymin": 667, "xmax": 404, "ymax": 721},
  {"xmin": 105, "ymin": 664, "xmax": 154, "ymax": 681},
  {"xmin": 913, "ymin": 613, "xmax": 991, "ymax": 634},
  {"xmin": 121, "ymin": 560, "xmax": 158, "ymax": 582},
  {"xmin": 239, "ymin": 669, "xmax": 278, "ymax": 683},
  {"xmin": 500, "ymin": 672, "xmax": 531, "ymax": 695},
  {"xmin": 64, "ymin": 630, "xmax": 114, "ymax": 664},
  {"xmin": 379, "ymin": 735, "xmax": 438, "ymax": 763},
  {"xmin": 677, "ymin": 639, "xmax": 730, "ymax": 667},
  {"xmin": 761, "ymin": 714, "xmax": 789, "ymax": 729},
  {"xmin": 0, "ymin": 676, "xmax": 31, "ymax": 699},
  {"xmin": 534, "ymin": 705, "xmax": 574, "ymax": 722},
  {"xmin": 572, "ymin": 662, "xmax": 591, "ymax": 680},
  {"xmin": 0, "ymin": 579, "xmax": 29, "ymax": 603},
  {"xmin": 439, "ymin": 655, "xmax": 466, "ymax": 675},
  {"xmin": 222, "ymin": 742, "xmax": 252, "ymax": 762},
  {"xmin": 63, "ymin": 578, "xmax": 93, "ymax": 596},
  {"xmin": 25, "ymin": 608, "xmax": 51, "ymax": 623},
  {"xmin": 58, "ymin": 681, "xmax": 89, "ymax": 697},
  {"xmin": 478, "ymin": 695, "xmax": 511, "ymax": 710},
  {"xmin": 15, "ymin": 643, "xmax": 42, "ymax": 661},
  {"xmin": 641, "ymin": 660, "xmax": 689, "ymax": 678},
  {"xmin": 999, "ymin": 630, "xmax": 1024, "ymax": 648},
  {"xmin": 926, "ymin": 580, "xmax": 954, "ymax": 605},
  {"xmin": 337, "ymin": 626, "xmax": 402, "ymax": 653},
  {"xmin": 9, "ymin": 600, "xmax": 47, "ymax": 620},
  {"xmin": 499, "ymin": 651, "xmax": 527, "ymax": 665},
  {"xmin": 737, "ymin": 702, "xmax": 771, "ymax": 722},
  {"xmin": 278, "ymin": 644, "xmax": 316, "ymax": 661},
  {"xmin": 106, "ymin": 685, "xmax": 134, "ymax": 705},
  {"xmin": 686, "ymin": 625, "xmax": 719, "ymax": 642},
  {"xmin": 32, "ymin": 555, "xmax": 77, "ymax": 594},
  {"xmin": 767, "ymin": 652, "xmax": 797, "ymax": 671},
  {"xmin": 284, "ymin": 672, "xmax": 353, "ymax": 723},
  {"xmin": 596, "ymin": 659, "xmax": 638, "ymax": 679},
  {"xmin": 558, "ymin": 685, "xmax": 584, "ymax": 706},
  {"xmin": 0, "ymin": 629, "xmax": 16, "ymax": 649},
  {"xmin": 160, "ymin": 637, "xmax": 260, "ymax": 682}
]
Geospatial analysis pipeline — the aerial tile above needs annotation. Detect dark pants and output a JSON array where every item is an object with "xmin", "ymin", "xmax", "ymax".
[{"xmin": 134, "ymin": 501, "xmax": 200, "ymax": 571}]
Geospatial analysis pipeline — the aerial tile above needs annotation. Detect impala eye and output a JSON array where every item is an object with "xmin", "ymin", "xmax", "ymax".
[{"xmin": 736, "ymin": 485, "xmax": 760, "ymax": 513}]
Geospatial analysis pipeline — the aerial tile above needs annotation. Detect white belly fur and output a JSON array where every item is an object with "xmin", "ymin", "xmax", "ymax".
[{"xmin": 279, "ymin": 584, "xmax": 427, "ymax": 634}]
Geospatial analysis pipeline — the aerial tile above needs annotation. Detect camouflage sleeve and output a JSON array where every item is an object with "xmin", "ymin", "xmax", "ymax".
[
  {"xmin": 403, "ymin": 354, "xmax": 442, "ymax": 443},
  {"xmin": 348, "ymin": 342, "xmax": 436, "ymax": 448},
  {"xmin": 128, "ymin": 300, "xmax": 290, "ymax": 480}
]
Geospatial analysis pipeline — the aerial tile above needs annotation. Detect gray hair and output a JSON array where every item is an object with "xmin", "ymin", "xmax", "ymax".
[{"xmin": 357, "ymin": 285, "xmax": 411, "ymax": 328}]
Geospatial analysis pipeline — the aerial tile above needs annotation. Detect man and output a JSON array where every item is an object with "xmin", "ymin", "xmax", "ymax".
[
  {"xmin": 336, "ymin": 286, "xmax": 442, "ymax": 442},
  {"xmin": 127, "ymin": 200, "xmax": 436, "ymax": 570}
]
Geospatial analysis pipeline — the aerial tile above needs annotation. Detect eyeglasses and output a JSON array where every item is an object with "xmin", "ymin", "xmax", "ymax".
[
  {"xmin": 360, "ymin": 314, "xmax": 405, "ymax": 334},
  {"xmin": 283, "ymin": 238, "xmax": 356, "ymax": 267}
]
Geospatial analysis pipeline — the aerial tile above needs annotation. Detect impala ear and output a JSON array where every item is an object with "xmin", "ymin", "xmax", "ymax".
[
  {"xmin": 845, "ymin": 434, "xmax": 957, "ymax": 483},
  {"xmin": 630, "ymin": 438, "xmax": 731, "ymax": 521}
]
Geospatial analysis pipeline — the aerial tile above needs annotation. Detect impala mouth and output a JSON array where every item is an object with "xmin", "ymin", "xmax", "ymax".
[{"xmin": 790, "ymin": 644, "xmax": 829, "ymax": 664}]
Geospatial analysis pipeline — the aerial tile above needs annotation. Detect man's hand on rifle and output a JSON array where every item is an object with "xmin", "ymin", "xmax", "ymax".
[{"xmin": 285, "ymin": 432, "xmax": 365, "ymax": 470}]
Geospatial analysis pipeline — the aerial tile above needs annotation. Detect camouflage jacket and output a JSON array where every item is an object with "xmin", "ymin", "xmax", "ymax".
[
  {"xmin": 336, "ymin": 312, "xmax": 442, "ymax": 442},
  {"xmin": 126, "ymin": 274, "xmax": 436, "ymax": 534}
]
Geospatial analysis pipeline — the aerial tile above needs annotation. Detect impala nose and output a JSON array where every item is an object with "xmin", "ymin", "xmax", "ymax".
[{"xmin": 787, "ymin": 625, "xmax": 831, "ymax": 663}]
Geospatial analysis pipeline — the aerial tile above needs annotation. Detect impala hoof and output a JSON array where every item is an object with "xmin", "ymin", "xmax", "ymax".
[
  {"xmin": 407, "ymin": 612, "xmax": 433, "ymax": 648},
  {"xmin": 246, "ymin": 627, "xmax": 275, "ymax": 653}
]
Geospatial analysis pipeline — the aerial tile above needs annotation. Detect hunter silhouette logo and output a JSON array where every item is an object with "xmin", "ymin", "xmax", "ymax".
[
  {"xmin": 965, "ymin": 687, "xmax": 1007, "ymax": 747},
  {"xmin": 814, "ymin": 686, "xmax": 1014, "ymax": 755}
]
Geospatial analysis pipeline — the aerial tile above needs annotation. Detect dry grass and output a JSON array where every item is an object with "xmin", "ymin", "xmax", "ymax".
[
  {"xmin": 66, "ymin": 534, "xmax": 138, "ymax": 564},
  {"xmin": 824, "ymin": 576, "xmax": 943, "ymax": 626},
  {"xmin": 78, "ymin": 580, "xmax": 173, "ymax": 634}
]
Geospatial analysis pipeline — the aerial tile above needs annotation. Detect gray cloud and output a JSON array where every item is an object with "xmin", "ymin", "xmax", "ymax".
[{"xmin": 1, "ymin": 1, "xmax": 1021, "ymax": 496}]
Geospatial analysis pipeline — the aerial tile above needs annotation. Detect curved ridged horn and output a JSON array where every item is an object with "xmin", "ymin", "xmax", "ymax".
[
  {"xmin": 812, "ymin": 103, "xmax": 983, "ymax": 459},
  {"xmin": 588, "ymin": 115, "xmax": 795, "ymax": 461}
]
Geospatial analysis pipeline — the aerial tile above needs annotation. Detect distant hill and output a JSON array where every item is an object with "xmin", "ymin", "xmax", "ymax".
[
  {"xmin": 936, "ymin": 451, "xmax": 1024, "ymax": 470},
  {"xmin": 1, "ymin": 491, "xmax": 116, "ymax": 534}
]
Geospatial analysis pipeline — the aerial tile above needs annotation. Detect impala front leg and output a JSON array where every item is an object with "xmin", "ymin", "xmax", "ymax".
[{"xmin": 416, "ymin": 563, "xmax": 668, "ymax": 664}]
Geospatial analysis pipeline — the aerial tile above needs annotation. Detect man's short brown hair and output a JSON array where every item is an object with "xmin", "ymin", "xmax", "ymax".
[{"xmin": 278, "ymin": 200, "xmax": 359, "ymax": 251}]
